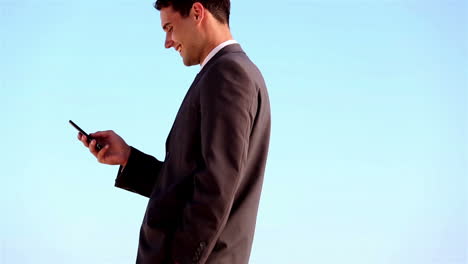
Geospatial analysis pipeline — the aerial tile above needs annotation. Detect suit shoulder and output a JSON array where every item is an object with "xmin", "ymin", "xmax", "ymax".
[
  {"xmin": 206, "ymin": 51, "xmax": 265, "ymax": 85},
  {"xmin": 213, "ymin": 51, "xmax": 256, "ymax": 71}
]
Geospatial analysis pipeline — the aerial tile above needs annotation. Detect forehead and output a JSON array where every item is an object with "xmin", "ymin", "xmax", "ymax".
[{"xmin": 160, "ymin": 6, "xmax": 182, "ymax": 28}]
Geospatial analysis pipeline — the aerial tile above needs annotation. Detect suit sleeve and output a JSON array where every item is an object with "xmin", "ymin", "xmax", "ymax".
[
  {"xmin": 171, "ymin": 60, "xmax": 257, "ymax": 264},
  {"xmin": 114, "ymin": 146, "xmax": 163, "ymax": 198}
]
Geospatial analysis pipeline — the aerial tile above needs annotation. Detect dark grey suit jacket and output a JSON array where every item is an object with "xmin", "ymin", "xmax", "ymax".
[{"xmin": 115, "ymin": 44, "xmax": 271, "ymax": 264}]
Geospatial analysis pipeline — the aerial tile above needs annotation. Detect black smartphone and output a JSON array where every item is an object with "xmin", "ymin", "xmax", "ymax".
[{"xmin": 69, "ymin": 120, "xmax": 103, "ymax": 150}]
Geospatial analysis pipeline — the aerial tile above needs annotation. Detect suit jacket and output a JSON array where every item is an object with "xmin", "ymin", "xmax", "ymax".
[{"xmin": 114, "ymin": 44, "xmax": 271, "ymax": 264}]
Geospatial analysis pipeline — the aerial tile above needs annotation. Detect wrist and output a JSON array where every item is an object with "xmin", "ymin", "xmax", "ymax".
[{"xmin": 121, "ymin": 145, "xmax": 131, "ymax": 167}]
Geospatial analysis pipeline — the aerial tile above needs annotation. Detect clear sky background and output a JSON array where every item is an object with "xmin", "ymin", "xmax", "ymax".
[{"xmin": 1, "ymin": 0, "xmax": 467, "ymax": 263}]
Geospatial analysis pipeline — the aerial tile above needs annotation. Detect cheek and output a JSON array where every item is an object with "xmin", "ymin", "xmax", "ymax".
[
  {"xmin": 171, "ymin": 31, "xmax": 182, "ymax": 44},
  {"xmin": 171, "ymin": 26, "xmax": 183, "ymax": 41},
  {"xmin": 174, "ymin": 23, "xmax": 193, "ymax": 44}
]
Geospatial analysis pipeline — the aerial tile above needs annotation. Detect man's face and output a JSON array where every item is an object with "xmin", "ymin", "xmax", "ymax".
[{"xmin": 160, "ymin": 6, "xmax": 202, "ymax": 66}]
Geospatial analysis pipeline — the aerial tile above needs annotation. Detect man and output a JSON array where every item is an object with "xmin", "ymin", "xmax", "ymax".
[{"xmin": 78, "ymin": 1, "xmax": 270, "ymax": 263}]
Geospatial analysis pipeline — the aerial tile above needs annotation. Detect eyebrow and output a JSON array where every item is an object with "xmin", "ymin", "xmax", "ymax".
[{"xmin": 162, "ymin": 22, "xmax": 171, "ymax": 31}]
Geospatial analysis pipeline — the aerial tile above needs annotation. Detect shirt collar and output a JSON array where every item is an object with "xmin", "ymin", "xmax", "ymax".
[{"xmin": 200, "ymin": 39, "xmax": 238, "ymax": 71}]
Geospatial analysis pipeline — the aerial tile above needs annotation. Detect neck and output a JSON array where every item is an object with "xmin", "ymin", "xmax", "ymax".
[{"xmin": 198, "ymin": 23, "xmax": 233, "ymax": 65}]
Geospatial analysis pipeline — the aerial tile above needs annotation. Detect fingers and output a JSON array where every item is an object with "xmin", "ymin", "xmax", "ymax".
[
  {"xmin": 76, "ymin": 129, "xmax": 122, "ymax": 164},
  {"xmin": 96, "ymin": 144, "xmax": 110, "ymax": 163},
  {"xmin": 89, "ymin": 139, "xmax": 100, "ymax": 157},
  {"xmin": 78, "ymin": 132, "xmax": 102, "ymax": 157},
  {"xmin": 89, "ymin": 139, "xmax": 111, "ymax": 164},
  {"xmin": 78, "ymin": 133, "xmax": 89, "ymax": 147}
]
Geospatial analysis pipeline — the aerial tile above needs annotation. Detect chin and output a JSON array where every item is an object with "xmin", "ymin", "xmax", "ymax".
[{"xmin": 182, "ymin": 57, "xmax": 197, "ymax": 67}]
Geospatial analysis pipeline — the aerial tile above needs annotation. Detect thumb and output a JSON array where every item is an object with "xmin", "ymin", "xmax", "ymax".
[{"xmin": 90, "ymin": 130, "xmax": 109, "ymax": 139}]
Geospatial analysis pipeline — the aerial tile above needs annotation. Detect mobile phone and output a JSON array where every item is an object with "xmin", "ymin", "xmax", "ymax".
[{"xmin": 69, "ymin": 120, "xmax": 103, "ymax": 150}]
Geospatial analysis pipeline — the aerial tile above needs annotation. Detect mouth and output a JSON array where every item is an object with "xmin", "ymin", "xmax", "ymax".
[{"xmin": 176, "ymin": 45, "xmax": 182, "ymax": 53}]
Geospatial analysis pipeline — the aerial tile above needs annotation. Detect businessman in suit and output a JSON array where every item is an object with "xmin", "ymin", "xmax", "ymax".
[{"xmin": 78, "ymin": 1, "xmax": 270, "ymax": 263}]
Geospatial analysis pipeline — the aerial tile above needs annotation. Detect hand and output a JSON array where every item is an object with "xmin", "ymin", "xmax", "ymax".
[{"xmin": 78, "ymin": 130, "xmax": 131, "ymax": 166}]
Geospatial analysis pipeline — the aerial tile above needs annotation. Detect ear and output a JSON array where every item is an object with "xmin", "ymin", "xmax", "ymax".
[{"xmin": 192, "ymin": 2, "xmax": 205, "ymax": 23}]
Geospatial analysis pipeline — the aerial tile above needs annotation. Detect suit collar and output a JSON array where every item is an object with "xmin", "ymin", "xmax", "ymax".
[
  {"xmin": 197, "ymin": 44, "xmax": 244, "ymax": 76},
  {"xmin": 187, "ymin": 44, "xmax": 244, "ymax": 90},
  {"xmin": 200, "ymin": 40, "xmax": 238, "ymax": 70}
]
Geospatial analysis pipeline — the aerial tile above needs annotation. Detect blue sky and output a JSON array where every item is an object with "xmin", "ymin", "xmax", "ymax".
[{"xmin": 1, "ymin": 0, "xmax": 466, "ymax": 263}]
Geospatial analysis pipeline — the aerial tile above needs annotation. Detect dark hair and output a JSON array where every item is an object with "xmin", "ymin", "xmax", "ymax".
[{"xmin": 154, "ymin": 0, "xmax": 230, "ymax": 25}]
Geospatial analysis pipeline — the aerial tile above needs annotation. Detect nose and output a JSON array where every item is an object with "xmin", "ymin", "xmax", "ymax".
[{"xmin": 165, "ymin": 32, "xmax": 174, "ymax": 49}]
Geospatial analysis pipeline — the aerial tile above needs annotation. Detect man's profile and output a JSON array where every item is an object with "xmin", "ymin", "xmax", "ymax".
[{"xmin": 77, "ymin": 1, "xmax": 270, "ymax": 263}]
